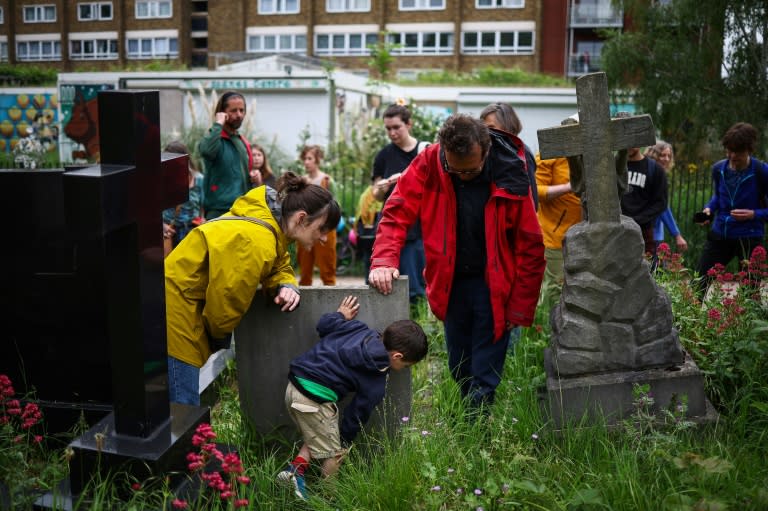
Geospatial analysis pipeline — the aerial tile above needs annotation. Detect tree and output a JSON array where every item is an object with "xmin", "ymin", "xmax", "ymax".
[{"xmin": 601, "ymin": 0, "xmax": 768, "ymax": 160}]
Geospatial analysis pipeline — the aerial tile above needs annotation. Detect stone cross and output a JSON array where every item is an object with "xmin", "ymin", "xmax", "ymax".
[{"xmin": 537, "ymin": 72, "xmax": 656, "ymax": 223}]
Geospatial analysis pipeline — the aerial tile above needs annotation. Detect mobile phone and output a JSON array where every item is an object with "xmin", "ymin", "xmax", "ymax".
[{"xmin": 693, "ymin": 211, "xmax": 711, "ymax": 223}]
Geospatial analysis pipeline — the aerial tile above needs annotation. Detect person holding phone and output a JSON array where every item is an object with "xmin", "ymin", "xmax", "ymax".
[{"xmin": 695, "ymin": 122, "xmax": 768, "ymax": 294}]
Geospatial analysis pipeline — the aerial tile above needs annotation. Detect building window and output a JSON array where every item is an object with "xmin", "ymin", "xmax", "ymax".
[
  {"xmin": 248, "ymin": 33, "xmax": 306, "ymax": 53},
  {"xmin": 0, "ymin": 7, "xmax": 4, "ymax": 24},
  {"xmin": 23, "ymin": 5, "xmax": 56, "ymax": 23},
  {"xmin": 78, "ymin": 2, "xmax": 113, "ymax": 21},
  {"xmin": 476, "ymin": 0, "xmax": 524, "ymax": 8},
  {"xmin": 388, "ymin": 31, "xmax": 453, "ymax": 55},
  {"xmin": 327, "ymin": 0, "xmax": 369, "ymax": 12},
  {"xmin": 399, "ymin": 0, "xmax": 445, "ymax": 10},
  {"xmin": 135, "ymin": 1, "xmax": 172, "ymax": 19},
  {"xmin": 0, "ymin": 43, "xmax": 7, "ymax": 62},
  {"xmin": 126, "ymin": 37, "xmax": 178, "ymax": 58},
  {"xmin": 315, "ymin": 33, "xmax": 377, "ymax": 56},
  {"xmin": 462, "ymin": 30, "xmax": 534, "ymax": 54},
  {"xmin": 259, "ymin": 0, "xmax": 300, "ymax": 14},
  {"xmin": 70, "ymin": 39, "xmax": 118, "ymax": 60},
  {"xmin": 17, "ymin": 40, "xmax": 61, "ymax": 61}
]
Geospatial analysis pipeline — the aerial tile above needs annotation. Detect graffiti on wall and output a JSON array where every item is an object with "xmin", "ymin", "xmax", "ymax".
[
  {"xmin": 59, "ymin": 83, "xmax": 115, "ymax": 163},
  {"xmin": 0, "ymin": 92, "xmax": 59, "ymax": 155}
]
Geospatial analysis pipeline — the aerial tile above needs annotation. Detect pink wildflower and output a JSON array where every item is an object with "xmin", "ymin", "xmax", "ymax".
[
  {"xmin": 234, "ymin": 499, "xmax": 249, "ymax": 508},
  {"xmin": 171, "ymin": 499, "xmax": 188, "ymax": 509}
]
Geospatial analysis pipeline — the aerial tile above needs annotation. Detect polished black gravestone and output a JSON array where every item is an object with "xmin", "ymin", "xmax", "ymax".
[{"xmin": 0, "ymin": 90, "xmax": 209, "ymax": 506}]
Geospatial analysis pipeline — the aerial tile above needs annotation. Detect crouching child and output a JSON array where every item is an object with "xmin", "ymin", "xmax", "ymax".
[{"xmin": 278, "ymin": 295, "xmax": 428, "ymax": 500}]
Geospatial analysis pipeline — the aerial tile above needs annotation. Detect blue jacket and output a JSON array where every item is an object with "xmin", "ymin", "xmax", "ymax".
[
  {"xmin": 705, "ymin": 157, "xmax": 768, "ymax": 239},
  {"xmin": 289, "ymin": 312, "xmax": 390, "ymax": 443}
]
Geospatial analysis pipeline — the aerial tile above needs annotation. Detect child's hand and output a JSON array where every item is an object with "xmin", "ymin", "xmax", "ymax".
[{"xmin": 338, "ymin": 295, "xmax": 360, "ymax": 320}]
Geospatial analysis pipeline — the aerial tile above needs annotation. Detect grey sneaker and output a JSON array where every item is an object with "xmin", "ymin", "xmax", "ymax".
[{"xmin": 277, "ymin": 466, "xmax": 308, "ymax": 501}]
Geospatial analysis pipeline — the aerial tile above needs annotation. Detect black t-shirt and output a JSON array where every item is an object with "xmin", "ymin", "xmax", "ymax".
[
  {"xmin": 452, "ymin": 166, "xmax": 491, "ymax": 278},
  {"xmin": 372, "ymin": 143, "xmax": 419, "ymax": 200},
  {"xmin": 372, "ymin": 142, "xmax": 424, "ymax": 240},
  {"xmin": 620, "ymin": 157, "xmax": 668, "ymax": 228}
]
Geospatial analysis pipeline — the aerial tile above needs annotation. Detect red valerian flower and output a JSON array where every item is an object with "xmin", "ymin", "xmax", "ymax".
[{"xmin": 171, "ymin": 498, "xmax": 188, "ymax": 509}]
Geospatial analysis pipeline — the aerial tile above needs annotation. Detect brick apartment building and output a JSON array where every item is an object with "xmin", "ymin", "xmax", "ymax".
[{"xmin": 0, "ymin": 0, "xmax": 622, "ymax": 78}]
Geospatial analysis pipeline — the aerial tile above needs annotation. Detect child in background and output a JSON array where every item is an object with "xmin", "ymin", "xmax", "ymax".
[
  {"xmin": 278, "ymin": 295, "xmax": 428, "ymax": 501},
  {"xmin": 162, "ymin": 140, "xmax": 204, "ymax": 257}
]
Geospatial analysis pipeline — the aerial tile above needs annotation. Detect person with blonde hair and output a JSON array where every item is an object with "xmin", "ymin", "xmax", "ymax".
[{"xmin": 645, "ymin": 141, "xmax": 687, "ymax": 253}]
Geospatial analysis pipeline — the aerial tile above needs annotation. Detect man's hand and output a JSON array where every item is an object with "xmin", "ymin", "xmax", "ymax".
[
  {"xmin": 215, "ymin": 112, "xmax": 227, "ymax": 126},
  {"xmin": 368, "ymin": 267, "xmax": 400, "ymax": 295},
  {"xmin": 730, "ymin": 209, "xmax": 755, "ymax": 221},
  {"xmin": 274, "ymin": 287, "xmax": 300, "ymax": 312},
  {"xmin": 337, "ymin": 295, "xmax": 360, "ymax": 320}
]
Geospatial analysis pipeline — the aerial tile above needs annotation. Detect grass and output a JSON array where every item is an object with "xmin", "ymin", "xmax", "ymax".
[{"xmin": 3, "ymin": 276, "xmax": 768, "ymax": 510}]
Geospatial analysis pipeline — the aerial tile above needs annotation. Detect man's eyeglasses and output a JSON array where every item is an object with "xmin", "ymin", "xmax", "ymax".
[{"xmin": 440, "ymin": 149, "xmax": 486, "ymax": 176}]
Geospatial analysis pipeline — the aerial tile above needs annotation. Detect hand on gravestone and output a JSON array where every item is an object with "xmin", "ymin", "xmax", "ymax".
[
  {"xmin": 274, "ymin": 285, "xmax": 301, "ymax": 312},
  {"xmin": 368, "ymin": 267, "xmax": 400, "ymax": 295},
  {"xmin": 337, "ymin": 295, "xmax": 360, "ymax": 320}
]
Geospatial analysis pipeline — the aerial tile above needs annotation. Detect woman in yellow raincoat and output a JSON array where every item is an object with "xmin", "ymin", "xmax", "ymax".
[{"xmin": 165, "ymin": 171, "xmax": 341, "ymax": 405}]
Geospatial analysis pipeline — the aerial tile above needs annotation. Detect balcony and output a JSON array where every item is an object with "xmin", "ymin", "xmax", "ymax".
[
  {"xmin": 570, "ymin": 3, "xmax": 623, "ymax": 27},
  {"xmin": 567, "ymin": 53, "xmax": 603, "ymax": 77}
]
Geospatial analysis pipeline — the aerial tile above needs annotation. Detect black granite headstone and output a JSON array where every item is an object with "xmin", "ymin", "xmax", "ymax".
[{"xmin": 0, "ymin": 90, "xmax": 210, "ymax": 503}]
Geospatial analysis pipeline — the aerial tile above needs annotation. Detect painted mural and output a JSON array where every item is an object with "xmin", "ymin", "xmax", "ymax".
[
  {"xmin": 0, "ymin": 92, "xmax": 59, "ymax": 156},
  {"xmin": 59, "ymin": 83, "xmax": 115, "ymax": 163}
]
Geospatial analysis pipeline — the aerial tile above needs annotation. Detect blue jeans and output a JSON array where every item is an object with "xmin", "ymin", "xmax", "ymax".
[
  {"xmin": 400, "ymin": 238, "xmax": 426, "ymax": 301},
  {"xmin": 167, "ymin": 356, "xmax": 200, "ymax": 406},
  {"xmin": 444, "ymin": 276, "xmax": 510, "ymax": 409}
]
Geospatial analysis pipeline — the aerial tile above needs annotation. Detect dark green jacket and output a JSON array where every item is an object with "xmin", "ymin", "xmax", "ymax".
[{"xmin": 199, "ymin": 123, "xmax": 252, "ymax": 218}]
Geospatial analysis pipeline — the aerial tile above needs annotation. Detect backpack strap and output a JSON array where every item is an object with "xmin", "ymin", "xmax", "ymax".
[{"xmin": 207, "ymin": 215, "xmax": 279, "ymax": 253}]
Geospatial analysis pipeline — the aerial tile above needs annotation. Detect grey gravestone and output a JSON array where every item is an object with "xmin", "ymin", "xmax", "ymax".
[
  {"xmin": 235, "ymin": 279, "xmax": 411, "ymax": 441},
  {"xmin": 536, "ymin": 73, "xmax": 711, "ymax": 426}
]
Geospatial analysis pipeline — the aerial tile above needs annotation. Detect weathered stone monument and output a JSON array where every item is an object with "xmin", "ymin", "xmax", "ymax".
[
  {"xmin": 537, "ymin": 73, "xmax": 711, "ymax": 426},
  {"xmin": 236, "ymin": 279, "xmax": 412, "ymax": 441},
  {"xmin": 0, "ymin": 90, "xmax": 209, "ymax": 506}
]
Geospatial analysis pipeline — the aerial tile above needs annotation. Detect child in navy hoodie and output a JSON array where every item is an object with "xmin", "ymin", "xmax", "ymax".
[{"xmin": 278, "ymin": 295, "xmax": 428, "ymax": 500}]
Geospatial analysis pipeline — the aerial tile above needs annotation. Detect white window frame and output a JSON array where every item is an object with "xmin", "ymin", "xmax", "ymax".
[
  {"xmin": 16, "ymin": 37, "xmax": 62, "ymax": 61},
  {"xmin": 326, "ymin": 0, "xmax": 370, "ymax": 12},
  {"xmin": 78, "ymin": 2, "xmax": 113, "ymax": 21},
  {"xmin": 399, "ymin": 0, "xmax": 445, "ymax": 10},
  {"xmin": 0, "ymin": 7, "xmax": 4, "ymax": 24},
  {"xmin": 247, "ymin": 33, "xmax": 306, "ymax": 53},
  {"xmin": 0, "ymin": 42, "xmax": 7, "ymax": 62},
  {"xmin": 461, "ymin": 30, "xmax": 534, "ymax": 55},
  {"xmin": 475, "ymin": 0, "xmax": 524, "ymax": 8},
  {"xmin": 69, "ymin": 33, "xmax": 118, "ymax": 60},
  {"xmin": 315, "ymin": 32, "xmax": 377, "ymax": 56},
  {"xmin": 23, "ymin": 4, "xmax": 57, "ymax": 23},
  {"xmin": 126, "ymin": 30, "xmax": 178, "ymax": 59},
  {"xmin": 258, "ymin": 0, "xmax": 300, "ymax": 15},
  {"xmin": 135, "ymin": 1, "xmax": 172, "ymax": 19},
  {"xmin": 387, "ymin": 31, "xmax": 453, "ymax": 55}
]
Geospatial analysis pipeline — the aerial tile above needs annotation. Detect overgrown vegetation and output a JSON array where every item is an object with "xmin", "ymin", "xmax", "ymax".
[
  {"xmin": 3, "ymin": 250, "xmax": 767, "ymax": 509},
  {"xmin": 399, "ymin": 67, "xmax": 572, "ymax": 88},
  {"xmin": 601, "ymin": 0, "xmax": 768, "ymax": 160}
]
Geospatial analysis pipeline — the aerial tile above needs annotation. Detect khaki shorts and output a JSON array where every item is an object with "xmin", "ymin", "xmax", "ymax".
[{"xmin": 285, "ymin": 381, "xmax": 347, "ymax": 459}]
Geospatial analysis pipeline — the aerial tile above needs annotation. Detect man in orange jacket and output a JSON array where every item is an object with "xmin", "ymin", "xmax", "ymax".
[{"xmin": 368, "ymin": 114, "xmax": 545, "ymax": 413}]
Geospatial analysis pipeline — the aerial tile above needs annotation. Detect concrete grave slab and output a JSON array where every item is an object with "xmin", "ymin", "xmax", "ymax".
[{"xmin": 235, "ymin": 278, "xmax": 411, "ymax": 441}]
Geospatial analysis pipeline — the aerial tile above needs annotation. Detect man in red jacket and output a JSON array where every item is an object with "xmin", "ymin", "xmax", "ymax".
[{"xmin": 369, "ymin": 114, "xmax": 545, "ymax": 413}]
